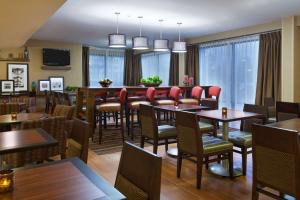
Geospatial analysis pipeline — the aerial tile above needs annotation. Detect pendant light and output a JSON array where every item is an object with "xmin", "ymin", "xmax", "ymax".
[
  {"xmin": 108, "ymin": 12, "xmax": 126, "ymax": 48},
  {"xmin": 172, "ymin": 22, "xmax": 186, "ymax": 53},
  {"xmin": 154, "ymin": 19, "xmax": 169, "ymax": 52},
  {"xmin": 132, "ymin": 16, "xmax": 149, "ymax": 50}
]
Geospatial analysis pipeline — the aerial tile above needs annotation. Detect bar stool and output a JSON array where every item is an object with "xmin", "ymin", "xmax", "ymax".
[
  {"xmin": 201, "ymin": 86, "xmax": 221, "ymax": 109},
  {"xmin": 128, "ymin": 87, "xmax": 156, "ymax": 140},
  {"xmin": 179, "ymin": 86, "xmax": 203, "ymax": 105},
  {"xmin": 155, "ymin": 86, "xmax": 181, "ymax": 122},
  {"xmin": 96, "ymin": 88, "xmax": 127, "ymax": 144}
]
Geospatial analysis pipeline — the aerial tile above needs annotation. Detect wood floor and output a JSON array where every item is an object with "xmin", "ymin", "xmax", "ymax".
[{"xmin": 87, "ymin": 143, "xmax": 274, "ymax": 200}]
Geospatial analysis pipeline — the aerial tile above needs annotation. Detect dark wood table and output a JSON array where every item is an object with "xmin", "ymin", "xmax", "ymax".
[
  {"xmin": 196, "ymin": 109, "xmax": 263, "ymax": 177},
  {"xmin": 2, "ymin": 158, "xmax": 126, "ymax": 200},
  {"xmin": 0, "ymin": 128, "xmax": 57, "ymax": 155},
  {"xmin": 267, "ymin": 118, "xmax": 300, "ymax": 133},
  {"xmin": 154, "ymin": 104, "xmax": 209, "ymax": 157},
  {"xmin": 0, "ymin": 113, "xmax": 45, "ymax": 125}
]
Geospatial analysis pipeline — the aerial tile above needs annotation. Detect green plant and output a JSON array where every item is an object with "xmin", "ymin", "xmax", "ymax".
[
  {"xmin": 65, "ymin": 86, "xmax": 78, "ymax": 92},
  {"xmin": 99, "ymin": 78, "xmax": 112, "ymax": 84},
  {"xmin": 140, "ymin": 75, "xmax": 162, "ymax": 84}
]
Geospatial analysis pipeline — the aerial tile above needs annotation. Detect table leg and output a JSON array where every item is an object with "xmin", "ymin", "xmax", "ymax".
[{"xmin": 208, "ymin": 121, "xmax": 242, "ymax": 177}]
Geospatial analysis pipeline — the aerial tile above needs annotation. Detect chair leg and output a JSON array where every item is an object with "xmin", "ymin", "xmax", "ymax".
[
  {"xmin": 196, "ymin": 156, "xmax": 203, "ymax": 189},
  {"xmin": 153, "ymin": 140, "xmax": 158, "ymax": 154},
  {"xmin": 115, "ymin": 112, "xmax": 119, "ymax": 128},
  {"xmin": 104, "ymin": 112, "xmax": 107, "ymax": 128},
  {"xmin": 205, "ymin": 156, "xmax": 209, "ymax": 170},
  {"xmin": 131, "ymin": 109, "xmax": 134, "ymax": 140},
  {"xmin": 242, "ymin": 147, "xmax": 247, "ymax": 176},
  {"xmin": 140, "ymin": 136, "xmax": 145, "ymax": 148},
  {"xmin": 252, "ymin": 185, "xmax": 259, "ymax": 200},
  {"xmin": 164, "ymin": 139, "xmax": 168, "ymax": 151},
  {"xmin": 120, "ymin": 110, "xmax": 125, "ymax": 142},
  {"xmin": 177, "ymin": 151, "xmax": 182, "ymax": 178},
  {"xmin": 228, "ymin": 152, "xmax": 234, "ymax": 179},
  {"xmin": 99, "ymin": 112, "xmax": 103, "ymax": 144}
]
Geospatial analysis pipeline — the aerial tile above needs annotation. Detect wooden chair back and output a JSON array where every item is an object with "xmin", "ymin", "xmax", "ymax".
[
  {"xmin": 139, "ymin": 104, "xmax": 158, "ymax": 140},
  {"xmin": 241, "ymin": 104, "xmax": 267, "ymax": 132},
  {"xmin": 115, "ymin": 142, "xmax": 162, "ymax": 200},
  {"xmin": 276, "ymin": 101, "xmax": 300, "ymax": 121},
  {"xmin": 252, "ymin": 124, "xmax": 300, "ymax": 198},
  {"xmin": 175, "ymin": 111, "xmax": 202, "ymax": 156},
  {"xmin": 68, "ymin": 118, "xmax": 90, "ymax": 163}
]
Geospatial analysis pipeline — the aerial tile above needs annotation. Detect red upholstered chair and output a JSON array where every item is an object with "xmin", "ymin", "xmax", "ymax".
[
  {"xmin": 128, "ymin": 87, "xmax": 156, "ymax": 139},
  {"xmin": 97, "ymin": 88, "xmax": 127, "ymax": 143},
  {"xmin": 155, "ymin": 86, "xmax": 181, "ymax": 105},
  {"xmin": 201, "ymin": 86, "xmax": 221, "ymax": 109},
  {"xmin": 179, "ymin": 86, "xmax": 203, "ymax": 105}
]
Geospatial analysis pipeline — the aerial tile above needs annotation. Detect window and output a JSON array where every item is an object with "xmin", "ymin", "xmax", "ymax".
[
  {"xmin": 141, "ymin": 52, "xmax": 170, "ymax": 86},
  {"xmin": 89, "ymin": 48, "xmax": 124, "ymax": 86},
  {"xmin": 199, "ymin": 35, "xmax": 259, "ymax": 110}
]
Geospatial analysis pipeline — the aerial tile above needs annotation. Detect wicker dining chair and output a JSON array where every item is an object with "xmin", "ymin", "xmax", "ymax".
[
  {"xmin": 226, "ymin": 104, "xmax": 267, "ymax": 175},
  {"xmin": 276, "ymin": 101, "xmax": 300, "ymax": 122},
  {"xmin": 140, "ymin": 104, "xmax": 177, "ymax": 154},
  {"xmin": 176, "ymin": 111, "xmax": 233, "ymax": 189},
  {"xmin": 252, "ymin": 124, "xmax": 300, "ymax": 200},
  {"xmin": 66, "ymin": 118, "xmax": 90, "ymax": 163},
  {"xmin": 115, "ymin": 142, "xmax": 162, "ymax": 200}
]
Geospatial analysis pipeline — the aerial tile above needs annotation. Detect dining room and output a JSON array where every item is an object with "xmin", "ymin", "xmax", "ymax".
[{"xmin": 0, "ymin": 0, "xmax": 300, "ymax": 200}]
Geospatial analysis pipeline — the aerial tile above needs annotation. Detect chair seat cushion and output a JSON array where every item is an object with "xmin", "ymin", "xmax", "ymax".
[
  {"xmin": 115, "ymin": 174, "xmax": 149, "ymax": 200},
  {"xmin": 227, "ymin": 131, "xmax": 252, "ymax": 146},
  {"xmin": 202, "ymin": 135, "xmax": 233, "ymax": 154},
  {"xmin": 198, "ymin": 121, "xmax": 214, "ymax": 132},
  {"xmin": 66, "ymin": 138, "xmax": 82, "ymax": 158},
  {"xmin": 179, "ymin": 98, "xmax": 199, "ymax": 105},
  {"xmin": 96, "ymin": 102, "xmax": 121, "ymax": 112},
  {"xmin": 158, "ymin": 125, "xmax": 177, "ymax": 138},
  {"xmin": 129, "ymin": 101, "xmax": 151, "ymax": 109},
  {"xmin": 155, "ymin": 99, "xmax": 175, "ymax": 105}
]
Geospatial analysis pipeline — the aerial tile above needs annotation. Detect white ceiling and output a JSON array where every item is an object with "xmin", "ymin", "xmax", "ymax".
[{"xmin": 32, "ymin": 0, "xmax": 300, "ymax": 47}]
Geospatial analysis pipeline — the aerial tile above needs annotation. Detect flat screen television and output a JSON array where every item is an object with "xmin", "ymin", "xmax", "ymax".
[{"xmin": 42, "ymin": 48, "xmax": 70, "ymax": 66}]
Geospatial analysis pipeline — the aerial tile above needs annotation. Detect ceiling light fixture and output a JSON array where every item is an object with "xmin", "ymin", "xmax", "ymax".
[
  {"xmin": 132, "ymin": 16, "xmax": 149, "ymax": 50},
  {"xmin": 154, "ymin": 19, "xmax": 169, "ymax": 52},
  {"xmin": 108, "ymin": 12, "xmax": 126, "ymax": 48},
  {"xmin": 172, "ymin": 22, "xmax": 186, "ymax": 53}
]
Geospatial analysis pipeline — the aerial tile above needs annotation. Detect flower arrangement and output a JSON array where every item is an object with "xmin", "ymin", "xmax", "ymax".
[
  {"xmin": 140, "ymin": 76, "xmax": 162, "ymax": 87},
  {"xmin": 183, "ymin": 75, "xmax": 194, "ymax": 86},
  {"xmin": 99, "ymin": 78, "xmax": 112, "ymax": 87}
]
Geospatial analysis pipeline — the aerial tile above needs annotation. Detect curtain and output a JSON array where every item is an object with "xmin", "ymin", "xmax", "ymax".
[
  {"xmin": 123, "ymin": 49, "xmax": 142, "ymax": 86},
  {"xmin": 169, "ymin": 52, "xmax": 179, "ymax": 85},
  {"xmin": 185, "ymin": 45, "xmax": 199, "ymax": 85},
  {"xmin": 255, "ymin": 31, "xmax": 281, "ymax": 105},
  {"xmin": 89, "ymin": 48, "xmax": 124, "ymax": 86},
  {"xmin": 200, "ymin": 35, "xmax": 259, "ymax": 110},
  {"xmin": 141, "ymin": 52, "xmax": 170, "ymax": 86},
  {"xmin": 82, "ymin": 46, "xmax": 89, "ymax": 86}
]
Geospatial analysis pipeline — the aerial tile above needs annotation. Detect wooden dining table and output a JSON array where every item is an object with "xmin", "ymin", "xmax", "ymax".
[
  {"xmin": 267, "ymin": 118, "xmax": 300, "ymax": 133},
  {"xmin": 195, "ymin": 109, "xmax": 264, "ymax": 177},
  {"xmin": 0, "ymin": 128, "xmax": 58, "ymax": 155},
  {"xmin": 0, "ymin": 112, "xmax": 46, "ymax": 131},
  {"xmin": 1, "ymin": 158, "xmax": 126, "ymax": 200}
]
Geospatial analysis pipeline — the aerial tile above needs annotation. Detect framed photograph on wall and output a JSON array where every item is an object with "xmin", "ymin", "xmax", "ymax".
[
  {"xmin": 49, "ymin": 76, "xmax": 64, "ymax": 91},
  {"xmin": 7, "ymin": 63, "xmax": 29, "ymax": 92},
  {"xmin": 38, "ymin": 80, "xmax": 50, "ymax": 92},
  {"xmin": 0, "ymin": 80, "xmax": 14, "ymax": 93}
]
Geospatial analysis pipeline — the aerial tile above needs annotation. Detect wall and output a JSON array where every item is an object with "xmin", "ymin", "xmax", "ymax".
[{"xmin": 0, "ymin": 39, "xmax": 82, "ymax": 90}]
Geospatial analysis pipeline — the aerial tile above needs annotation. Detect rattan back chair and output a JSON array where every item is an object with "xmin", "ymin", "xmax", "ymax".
[
  {"xmin": 176, "ymin": 111, "xmax": 233, "ymax": 189},
  {"xmin": 276, "ymin": 101, "xmax": 300, "ymax": 122},
  {"xmin": 252, "ymin": 124, "xmax": 300, "ymax": 199},
  {"xmin": 115, "ymin": 142, "xmax": 162, "ymax": 200}
]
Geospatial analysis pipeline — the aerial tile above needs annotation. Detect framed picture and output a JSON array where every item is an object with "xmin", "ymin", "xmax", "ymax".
[
  {"xmin": 49, "ymin": 76, "xmax": 64, "ymax": 91},
  {"xmin": 0, "ymin": 80, "xmax": 14, "ymax": 93},
  {"xmin": 38, "ymin": 80, "xmax": 50, "ymax": 92},
  {"xmin": 7, "ymin": 63, "xmax": 29, "ymax": 92}
]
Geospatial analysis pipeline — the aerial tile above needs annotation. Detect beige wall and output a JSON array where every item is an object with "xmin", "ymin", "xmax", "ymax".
[{"xmin": 0, "ymin": 39, "xmax": 82, "ymax": 90}]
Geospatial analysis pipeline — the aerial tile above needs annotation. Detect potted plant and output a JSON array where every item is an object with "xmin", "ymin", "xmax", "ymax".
[
  {"xmin": 99, "ymin": 78, "xmax": 112, "ymax": 87},
  {"xmin": 140, "ymin": 75, "xmax": 162, "ymax": 87},
  {"xmin": 65, "ymin": 86, "xmax": 78, "ymax": 92}
]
